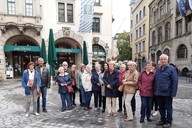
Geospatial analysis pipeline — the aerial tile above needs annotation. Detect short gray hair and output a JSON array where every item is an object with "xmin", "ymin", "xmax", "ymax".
[
  {"xmin": 120, "ymin": 64, "xmax": 126, "ymax": 68},
  {"xmin": 95, "ymin": 64, "xmax": 101, "ymax": 68},
  {"xmin": 86, "ymin": 64, "xmax": 92, "ymax": 70},
  {"xmin": 62, "ymin": 61, "xmax": 68, "ymax": 66},
  {"xmin": 160, "ymin": 54, "xmax": 168, "ymax": 60},
  {"xmin": 38, "ymin": 58, "xmax": 44, "ymax": 62}
]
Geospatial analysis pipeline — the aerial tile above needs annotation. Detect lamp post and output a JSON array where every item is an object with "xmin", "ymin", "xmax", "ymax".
[{"xmin": 105, "ymin": 43, "xmax": 109, "ymax": 61}]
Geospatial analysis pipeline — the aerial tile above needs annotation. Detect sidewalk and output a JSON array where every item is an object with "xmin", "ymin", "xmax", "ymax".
[{"xmin": 0, "ymin": 79, "xmax": 191, "ymax": 128}]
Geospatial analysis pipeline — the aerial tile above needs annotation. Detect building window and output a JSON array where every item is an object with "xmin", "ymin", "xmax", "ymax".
[
  {"xmin": 160, "ymin": 5, "xmax": 164, "ymax": 17},
  {"xmin": 143, "ymin": 24, "xmax": 145, "ymax": 35},
  {"xmin": 136, "ymin": 30, "xmax": 138, "ymax": 39},
  {"xmin": 176, "ymin": 20, "xmax": 182, "ymax": 36},
  {"xmin": 136, "ymin": 14, "xmax": 138, "ymax": 23},
  {"xmin": 7, "ymin": 0, "xmax": 15, "ymax": 15},
  {"xmin": 139, "ymin": 10, "xmax": 142, "ymax": 20},
  {"xmin": 186, "ymin": 14, "xmax": 192, "ymax": 32},
  {"xmin": 139, "ymin": 43, "xmax": 141, "ymax": 52},
  {"xmin": 94, "ymin": 0, "xmax": 100, "ymax": 6},
  {"xmin": 154, "ymin": 10, "xmax": 157, "ymax": 21},
  {"xmin": 167, "ymin": 0, "xmax": 171, "ymax": 12},
  {"xmin": 143, "ymin": 6, "xmax": 146, "ymax": 17},
  {"xmin": 142, "ymin": 41, "xmax": 145, "ymax": 51},
  {"xmin": 92, "ymin": 17, "xmax": 100, "ymax": 32},
  {"xmin": 58, "ymin": 3, "xmax": 65, "ymax": 22},
  {"xmin": 177, "ymin": 44, "xmax": 187, "ymax": 59},
  {"xmin": 152, "ymin": 30, "xmax": 156, "ymax": 45},
  {"xmin": 156, "ymin": 50, "xmax": 162, "ymax": 63},
  {"xmin": 139, "ymin": 27, "xmax": 141, "ymax": 37},
  {"xmin": 67, "ymin": 4, "xmax": 73, "ymax": 23},
  {"xmin": 165, "ymin": 22, "xmax": 171, "ymax": 41},
  {"xmin": 176, "ymin": 2, "xmax": 180, "ymax": 16},
  {"xmin": 136, "ymin": 44, "xmax": 138, "ymax": 53},
  {"xmin": 25, "ymin": 0, "xmax": 33, "ymax": 16},
  {"xmin": 131, "ymin": 20, "xmax": 133, "ymax": 28},
  {"xmin": 163, "ymin": 48, "xmax": 170, "ymax": 56},
  {"xmin": 130, "ymin": 33, "xmax": 132, "ymax": 42},
  {"xmin": 158, "ymin": 26, "xmax": 162, "ymax": 43}
]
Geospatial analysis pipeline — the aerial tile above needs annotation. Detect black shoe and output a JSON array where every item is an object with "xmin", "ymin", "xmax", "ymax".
[
  {"xmin": 43, "ymin": 109, "xmax": 47, "ymax": 113},
  {"xmin": 37, "ymin": 110, "xmax": 40, "ymax": 113},
  {"xmin": 163, "ymin": 122, "xmax": 172, "ymax": 128},
  {"xmin": 133, "ymin": 111, "xmax": 135, "ymax": 116},
  {"xmin": 88, "ymin": 106, "xmax": 92, "ymax": 109},
  {"xmin": 73, "ymin": 103, "xmax": 76, "ymax": 106},
  {"xmin": 140, "ymin": 118, "xmax": 144, "ymax": 123},
  {"xmin": 156, "ymin": 121, "xmax": 166, "ymax": 126},
  {"xmin": 147, "ymin": 118, "xmax": 152, "ymax": 122},
  {"xmin": 61, "ymin": 108, "xmax": 66, "ymax": 112},
  {"xmin": 102, "ymin": 109, "xmax": 105, "ymax": 113},
  {"xmin": 117, "ymin": 109, "xmax": 122, "ymax": 112}
]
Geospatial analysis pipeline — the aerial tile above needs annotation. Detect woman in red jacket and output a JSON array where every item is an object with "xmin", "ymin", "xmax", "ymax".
[{"xmin": 138, "ymin": 61, "xmax": 155, "ymax": 123}]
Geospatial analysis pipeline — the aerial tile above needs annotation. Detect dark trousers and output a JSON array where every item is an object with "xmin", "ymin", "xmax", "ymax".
[
  {"xmin": 85, "ymin": 91, "xmax": 92, "ymax": 107},
  {"xmin": 151, "ymin": 95, "xmax": 158, "ymax": 111},
  {"xmin": 131, "ymin": 94, "xmax": 136, "ymax": 112},
  {"xmin": 79, "ymin": 88, "xmax": 82, "ymax": 105},
  {"xmin": 102, "ymin": 96, "xmax": 106, "ymax": 110},
  {"xmin": 157, "ymin": 96, "xmax": 173, "ymax": 123},
  {"xmin": 80, "ymin": 85, "xmax": 86, "ymax": 106},
  {"xmin": 37, "ymin": 86, "xmax": 47, "ymax": 111},
  {"xmin": 93, "ymin": 90, "xmax": 102, "ymax": 108},
  {"xmin": 118, "ymin": 91, "xmax": 126, "ymax": 111},
  {"xmin": 70, "ymin": 86, "xmax": 76, "ymax": 104},
  {"xmin": 140, "ymin": 96, "xmax": 153, "ymax": 119},
  {"xmin": 60, "ymin": 93, "xmax": 72, "ymax": 109}
]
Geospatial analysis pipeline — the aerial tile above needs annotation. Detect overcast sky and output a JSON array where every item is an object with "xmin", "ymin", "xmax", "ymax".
[{"xmin": 112, "ymin": 0, "xmax": 130, "ymax": 36}]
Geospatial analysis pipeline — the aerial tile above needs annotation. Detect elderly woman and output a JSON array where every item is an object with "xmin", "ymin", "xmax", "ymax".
[
  {"xmin": 138, "ymin": 61, "xmax": 155, "ymax": 123},
  {"xmin": 91, "ymin": 64, "xmax": 102, "ymax": 112},
  {"xmin": 103, "ymin": 61, "xmax": 119, "ymax": 116},
  {"xmin": 22, "ymin": 62, "xmax": 41, "ymax": 117},
  {"xmin": 82, "ymin": 65, "xmax": 92, "ymax": 110},
  {"xmin": 56, "ymin": 67, "xmax": 72, "ymax": 112},
  {"xmin": 117, "ymin": 64, "xmax": 127, "ymax": 113},
  {"xmin": 123, "ymin": 61, "xmax": 139, "ymax": 121}
]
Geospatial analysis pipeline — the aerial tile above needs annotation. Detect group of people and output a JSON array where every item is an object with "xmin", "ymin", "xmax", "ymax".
[{"xmin": 21, "ymin": 53, "xmax": 178, "ymax": 128}]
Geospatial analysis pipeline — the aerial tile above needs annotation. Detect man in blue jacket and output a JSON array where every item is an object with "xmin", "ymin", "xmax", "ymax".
[{"xmin": 155, "ymin": 54, "xmax": 178, "ymax": 128}]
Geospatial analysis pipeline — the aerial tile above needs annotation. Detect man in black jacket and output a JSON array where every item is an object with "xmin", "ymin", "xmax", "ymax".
[{"xmin": 36, "ymin": 58, "xmax": 50, "ymax": 113}]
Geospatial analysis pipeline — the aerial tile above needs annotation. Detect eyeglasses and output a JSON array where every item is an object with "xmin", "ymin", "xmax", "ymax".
[{"xmin": 63, "ymin": 65, "xmax": 67, "ymax": 66}]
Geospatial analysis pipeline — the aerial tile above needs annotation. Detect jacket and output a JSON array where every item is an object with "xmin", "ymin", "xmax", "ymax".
[
  {"xmin": 155, "ymin": 65, "xmax": 178, "ymax": 97},
  {"xmin": 36, "ymin": 66, "xmax": 51, "ymax": 88},
  {"xmin": 123, "ymin": 70, "xmax": 139, "ymax": 94},
  {"xmin": 77, "ymin": 72, "xmax": 83, "ymax": 89},
  {"xmin": 91, "ymin": 71, "xmax": 101, "ymax": 91},
  {"xmin": 138, "ymin": 70, "xmax": 155, "ymax": 97},
  {"xmin": 82, "ymin": 71, "xmax": 92, "ymax": 92},
  {"xmin": 103, "ymin": 69, "xmax": 119, "ymax": 97},
  {"xmin": 22, "ymin": 70, "xmax": 41, "ymax": 95},
  {"xmin": 56, "ymin": 72, "xmax": 72, "ymax": 94}
]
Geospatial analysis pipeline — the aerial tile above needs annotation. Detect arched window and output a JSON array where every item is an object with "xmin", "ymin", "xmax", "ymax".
[
  {"xmin": 139, "ymin": 10, "xmax": 142, "ymax": 20},
  {"xmin": 163, "ymin": 48, "xmax": 170, "ymax": 56},
  {"xmin": 158, "ymin": 26, "xmax": 162, "ymax": 43},
  {"xmin": 136, "ymin": 14, "xmax": 138, "ymax": 23},
  {"xmin": 156, "ymin": 50, "xmax": 162, "ymax": 64},
  {"xmin": 177, "ymin": 44, "xmax": 188, "ymax": 59},
  {"xmin": 152, "ymin": 30, "xmax": 156, "ymax": 45},
  {"xmin": 165, "ymin": 22, "xmax": 171, "ymax": 41},
  {"xmin": 143, "ymin": 6, "xmax": 146, "ymax": 16}
]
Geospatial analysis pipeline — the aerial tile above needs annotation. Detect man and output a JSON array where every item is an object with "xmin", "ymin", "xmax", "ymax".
[
  {"xmin": 155, "ymin": 54, "xmax": 178, "ymax": 128},
  {"xmin": 36, "ymin": 58, "xmax": 50, "ymax": 113}
]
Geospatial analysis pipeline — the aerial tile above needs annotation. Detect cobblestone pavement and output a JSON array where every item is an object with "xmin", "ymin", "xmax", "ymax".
[{"xmin": 0, "ymin": 78, "xmax": 192, "ymax": 128}]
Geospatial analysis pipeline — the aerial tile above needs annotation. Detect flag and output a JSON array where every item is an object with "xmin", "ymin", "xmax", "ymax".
[
  {"xmin": 189, "ymin": 0, "xmax": 192, "ymax": 10},
  {"xmin": 177, "ymin": 0, "xmax": 186, "ymax": 17},
  {"xmin": 79, "ymin": 0, "xmax": 94, "ymax": 33}
]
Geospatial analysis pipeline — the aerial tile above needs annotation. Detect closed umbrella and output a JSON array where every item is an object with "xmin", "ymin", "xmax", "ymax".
[
  {"xmin": 48, "ymin": 29, "xmax": 57, "ymax": 76},
  {"xmin": 83, "ymin": 41, "xmax": 89, "ymax": 65},
  {"xmin": 40, "ymin": 39, "xmax": 47, "ymax": 64}
]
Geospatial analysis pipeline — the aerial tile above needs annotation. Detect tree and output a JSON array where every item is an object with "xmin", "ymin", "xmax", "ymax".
[{"xmin": 116, "ymin": 32, "xmax": 132, "ymax": 61}]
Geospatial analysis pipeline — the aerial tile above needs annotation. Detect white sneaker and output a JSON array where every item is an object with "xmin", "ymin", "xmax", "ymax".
[
  {"xmin": 25, "ymin": 113, "xmax": 29, "ymax": 117},
  {"xmin": 34, "ymin": 112, "xmax": 39, "ymax": 116},
  {"xmin": 152, "ymin": 111, "xmax": 158, "ymax": 116}
]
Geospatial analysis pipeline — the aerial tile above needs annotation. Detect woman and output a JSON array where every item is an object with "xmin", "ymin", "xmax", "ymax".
[
  {"xmin": 56, "ymin": 67, "xmax": 72, "ymax": 112},
  {"xmin": 82, "ymin": 65, "xmax": 92, "ymax": 110},
  {"xmin": 138, "ymin": 61, "xmax": 155, "ymax": 123},
  {"xmin": 103, "ymin": 61, "xmax": 119, "ymax": 116},
  {"xmin": 117, "ymin": 64, "xmax": 126, "ymax": 113},
  {"xmin": 91, "ymin": 64, "xmax": 102, "ymax": 112},
  {"xmin": 22, "ymin": 62, "xmax": 41, "ymax": 117},
  {"xmin": 77, "ymin": 64, "xmax": 86, "ymax": 107},
  {"xmin": 123, "ymin": 61, "xmax": 139, "ymax": 121},
  {"xmin": 70, "ymin": 64, "xmax": 77, "ymax": 106}
]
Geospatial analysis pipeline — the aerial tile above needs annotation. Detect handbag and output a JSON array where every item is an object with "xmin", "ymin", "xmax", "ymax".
[
  {"xmin": 118, "ymin": 85, "xmax": 124, "ymax": 92},
  {"xmin": 67, "ymin": 85, "xmax": 74, "ymax": 93}
]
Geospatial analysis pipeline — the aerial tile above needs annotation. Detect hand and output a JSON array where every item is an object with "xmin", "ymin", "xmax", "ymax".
[
  {"xmin": 97, "ymin": 83, "xmax": 101, "ymax": 86},
  {"xmin": 61, "ymin": 83, "xmax": 65, "ymax": 86},
  {"xmin": 107, "ymin": 85, "xmax": 112, "ymax": 89}
]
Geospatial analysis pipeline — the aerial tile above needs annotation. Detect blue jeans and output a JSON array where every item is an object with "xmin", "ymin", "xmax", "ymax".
[
  {"xmin": 80, "ymin": 85, "xmax": 86, "ymax": 106},
  {"xmin": 60, "ymin": 93, "xmax": 72, "ymax": 109},
  {"xmin": 93, "ymin": 90, "xmax": 102, "ymax": 108},
  {"xmin": 37, "ymin": 86, "xmax": 47, "ymax": 111},
  {"xmin": 157, "ymin": 96, "xmax": 173, "ymax": 123},
  {"xmin": 85, "ymin": 91, "xmax": 92, "ymax": 107},
  {"xmin": 140, "ymin": 96, "xmax": 153, "ymax": 119}
]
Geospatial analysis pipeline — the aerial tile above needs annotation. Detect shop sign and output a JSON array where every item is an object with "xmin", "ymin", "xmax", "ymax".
[
  {"xmin": 4, "ymin": 45, "xmax": 40, "ymax": 52},
  {"xmin": 56, "ymin": 48, "xmax": 81, "ymax": 53}
]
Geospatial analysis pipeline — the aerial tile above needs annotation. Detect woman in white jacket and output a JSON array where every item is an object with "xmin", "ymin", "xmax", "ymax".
[{"xmin": 82, "ymin": 65, "xmax": 92, "ymax": 110}]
